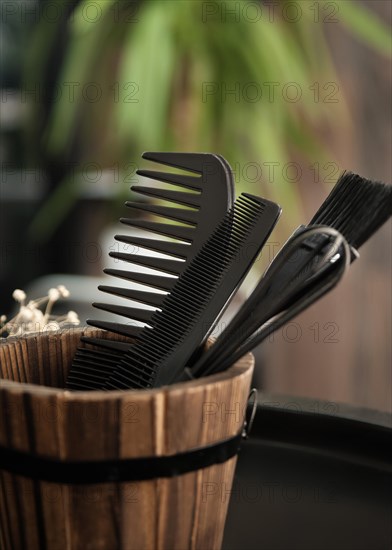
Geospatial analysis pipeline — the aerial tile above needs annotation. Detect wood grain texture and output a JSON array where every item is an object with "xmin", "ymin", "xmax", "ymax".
[{"xmin": 0, "ymin": 328, "xmax": 254, "ymax": 550}]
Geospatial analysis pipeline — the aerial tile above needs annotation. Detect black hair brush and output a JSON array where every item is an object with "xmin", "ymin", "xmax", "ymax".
[{"xmin": 186, "ymin": 171, "xmax": 392, "ymax": 379}]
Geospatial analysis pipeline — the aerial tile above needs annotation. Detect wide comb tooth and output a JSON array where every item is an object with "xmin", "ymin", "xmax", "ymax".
[
  {"xmin": 70, "ymin": 362, "xmax": 115, "ymax": 379},
  {"xmin": 74, "ymin": 348, "xmax": 121, "ymax": 365},
  {"xmin": 120, "ymin": 218, "xmax": 195, "ymax": 242},
  {"xmin": 68, "ymin": 379, "xmax": 104, "ymax": 391},
  {"xmin": 125, "ymin": 201, "xmax": 198, "ymax": 225},
  {"xmin": 131, "ymin": 186, "xmax": 201, "ymax": 208},
  {"xmin": 109, "ymin": 251, "xmax": 184, "ymax": 275},
  {"xmin": 66, "ymin": 348, "xmax": 125, "ymax": 390},
  {"xmin": 103, "ymin": 268, "xmax": 176, "ymax": 291},
  {"xmin": 92, "ymin": 303, "xmax": 155, "ymax": 324},
  {"xmin": 80, "ymin": 336, "xmax": 133, "ymax": 353},
  {"xmin": 115, "ymin": 235, "xmax": 190, "ymax": 259},
  {"xmin": 86, "ymin": 319, "xmax": 146, "ymax": 338},
  {"xmin": 67, "ymin": 371, "xmax": 109, "ymax": 388},
  {"xmin": 136, "ymin": 169, "xmax": 202, "ymax": 192},
  {"xmin": 72, "ymin": 353, "xmax": 121, "ymax": 378},
  {"xmin": 142, "ymin": 152, "xmax": 205, "ymax": 175},
  {"xmin": 69, "ymin": 343, "xmax": 135, "ymax": 390},
  {"xmin": 98, "ymin": 285, "xmax": 166, "ymax": 308},
  {"xmin": 67, "ymin": 368, "xmax": 112, "ymax": 390}
]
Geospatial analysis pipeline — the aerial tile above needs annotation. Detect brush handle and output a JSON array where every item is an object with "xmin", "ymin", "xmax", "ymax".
[
  {"xmin": 208, "ymin": 237, "xmax": 351, "ymax": 375},
  {"xmin": 188, "ymin": 226, "xmax": 348, "ymax": 380},
  {"xmin": 197, "ymin": 226, "xmax": 336, "ymax": 371}
]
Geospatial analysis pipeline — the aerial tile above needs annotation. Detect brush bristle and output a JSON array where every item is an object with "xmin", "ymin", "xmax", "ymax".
[{"xmin": 310, "ymin": 171, "xmax": 392, "ymax": 249}]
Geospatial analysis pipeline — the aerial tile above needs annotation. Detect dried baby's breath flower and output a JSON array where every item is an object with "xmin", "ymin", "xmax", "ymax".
[
  {"xmin": 66, "ymin": 311, "xmax": 79, "ymax": 324},
  {"xmin": 43, "ymin": 321, "xmax": 61, "ymax": 332},
  {"xmin": 18, "ymin": 306, "xmax": 34, "ymax": 322},
  {"xmin": 56, "ymin": 310, "xmax": 80, "ymax": 327},
  {"xmin": 57, "ymin": 285, "xmax": 70, "ymax": 298},
  {"xmin": 12, "ymin": 289, "xmax": 26, "ymax": 303},
  {"xmin": 48, "ymin": 288, "xmax": 60, "ymax": 301},
  {"xmin": 1, "ymin": 286, "xmax": 80, "ymax": 337},
  {"xmin": 44, "ymin": 288, "xmax": 61, "ymax": 320}
]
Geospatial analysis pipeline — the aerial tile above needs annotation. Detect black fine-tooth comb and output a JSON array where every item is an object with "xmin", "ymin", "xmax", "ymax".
[
  {"xmin": 187, "ymin": 171, "xmax": 392, "ymax": 378},
  {"xmin": 102, "ymin": 193, "xmax": 281, "ymax": 390},
  {"xmin": 66, "ymin": 152, "xmax": 235, "ymax": 389}
]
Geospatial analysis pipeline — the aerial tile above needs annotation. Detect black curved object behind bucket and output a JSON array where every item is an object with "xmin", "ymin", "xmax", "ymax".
[{"xmin": 223, "ymin": 395, "xmax": 391, "ymax": 550}]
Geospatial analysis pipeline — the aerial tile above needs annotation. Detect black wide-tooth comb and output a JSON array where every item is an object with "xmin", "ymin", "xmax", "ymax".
[
  {"xmin": 66, "ymin": 152, "xmax": 234, "ymax": 389},
  {"xmin": 100, "ymin": 193, "xmax": 281, "ymax": 390}
]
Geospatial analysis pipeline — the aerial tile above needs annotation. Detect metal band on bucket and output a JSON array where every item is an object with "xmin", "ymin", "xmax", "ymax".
[{"xmin": 0, "ymin": 430, "xmax": 244, "ymax": 484}]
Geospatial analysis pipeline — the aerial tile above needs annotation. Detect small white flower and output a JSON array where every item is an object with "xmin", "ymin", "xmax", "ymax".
[
  {"xmin": 12, "ymin": 289, "xmax": 26, "ymax": 303},
  {"xmin": 31, "ymin": 308, "xmax": 44, "ymax": 323},
  {"xmin": 43, "ymin": 321, "xmax": 60, "ymax": 332},
  {"xmin": 10, "ymin": 326, "xmax": 23, "ymax": 337},
  {"xmin": 48, "ymin": 288, "xmax": 60, "ymax": 301},
  {"xmin": 57, "ymin": 285, "xmax": 70, "ymax": 298},
  {"xmin": 2, "ymin": 284, "xmax": 79, "ymax": 337},
  {"xmin": 66, "ymin": 310, "xmax": 80, "ymax": 324},
  {"xmin": 18, "ymin": 306, "xmax": 34, "ymax": 322}
]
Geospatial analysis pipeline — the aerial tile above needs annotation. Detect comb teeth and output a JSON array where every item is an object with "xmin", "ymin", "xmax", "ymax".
[
  {"xmin": 67, "ymin": 152, "xmax": 236, "ymax": 390},
  {"xmin": 92, "ymin": 303, "xmax": 155, "ymax": 324},
  {"xmin": 120, "ymin": 218, "xmax": 195, "ymax": 242},
  {"xmin": 80, "ymin": 337, "xmax": 133, "ymax": 353},
  {"xmin": 98, "ymin": 285, "xmax": 166, "ymax": 308},
  {"xmin": 131, "ymin": 186, "xmax": 201, "ymax": 208},
  {"xmin": 114, "ymin": 235, "xmax": 190, "ymax": 259},
  {"xmin": 67, "ymin": 326, "xmax": 145, "ymax": 390},
  {"xmin": 142, "ymin": 151, "xmax": 209, "ymax": 174},
  {"xmin": 75, "ymin": 347, "xmax": 122, "ymax": 364},
  {"xmin": 125, "ymin": 201, "xmax": 198, "ymax": 225},
  {"xmin": 83, "ymin": 153, "xmax": 229, "ymax": 364},
  {"xmin": 67, "ymin": 347, "xmax": 125, "ymax": 390},
  {"xmin": 108, "ymin": 252, "xmax": 185, "ymax": 276},
  {"xmin": 311, "ymin": 172, "xmax": 392, "ymax": 249},
  {"xmin": 105, "ymin": 194, "xmax": 281, "ymax": 390},
  {"xmin": 103, "ymin": 269, "xmax": 177, "ymax": 291},
  {"xmin": 135, "ymin": 171, "xmax": 202, "ymax": 191},
  {"xmin": 85, "ymin": 319, "xmax": 145, "ymax": 339}
]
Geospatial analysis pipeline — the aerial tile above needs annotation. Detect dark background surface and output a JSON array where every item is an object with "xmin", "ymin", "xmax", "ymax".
[{"xmin": 223, "ymin": 396, "xmax": 391, "ymax": 550}]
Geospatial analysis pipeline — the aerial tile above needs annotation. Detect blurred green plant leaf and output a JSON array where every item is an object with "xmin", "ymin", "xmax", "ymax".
[
  {"xmin": 25, "ymin": 0, "xmax": 390, "ymax": 240},
  {"xmin": 72, "ymin": 0, "xmax": 115, "ymax": 35},
  {"xmin": 44, "ymin": 1, "xmax": 119, "ymax": 157},
  {"xmin": 29, "ymin": 176, "xmax": 78, "ymax": 240},
  {"xmin": 337, "ymin": 1, "xmax": 391, "ymax": 57},
  {"xmin": 116, "ymin": 1, "xmax": 176, "ymax": 148}
]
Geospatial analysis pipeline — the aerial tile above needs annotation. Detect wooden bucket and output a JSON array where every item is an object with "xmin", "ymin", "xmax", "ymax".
[{"xmin": 0, "ymin": 328, "xmax": 254, "ymax": 550}]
